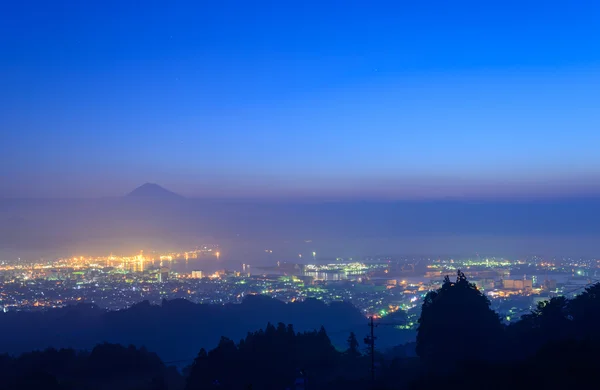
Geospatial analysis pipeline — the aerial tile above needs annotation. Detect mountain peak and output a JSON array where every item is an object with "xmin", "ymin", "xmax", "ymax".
[{"xmin": 126, "ymin": 183, "xmax": 184, "ymax": 199}]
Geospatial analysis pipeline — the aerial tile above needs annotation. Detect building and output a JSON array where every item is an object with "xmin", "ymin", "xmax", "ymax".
[
  {"xmin": 191, "ymin": 270, "xmax": 203, "ymax": 279},
  {"xmin": 544, "ymin": 279, "xmax": 557, "ymax": 290},
  {"xmin": 158, "ymin": 267, "xmax": 169, "ymax": 283},
  {"xmin": 472, "ymin": 279, "xmax": 495, "ymax": 290},
  {"xmin": 502, "ymin": 279, "xmax": 533, "ymax": 291}
]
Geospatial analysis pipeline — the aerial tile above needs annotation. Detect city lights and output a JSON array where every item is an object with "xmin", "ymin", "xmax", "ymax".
[{"xmin": 0, "ymin": 251, "xmax": 595, "ymax": 327}]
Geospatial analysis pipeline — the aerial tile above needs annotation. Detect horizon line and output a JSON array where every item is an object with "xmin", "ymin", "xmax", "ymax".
[{"xmin": 3, "ymin": 192, "xmax": 600, "ymax": 203}]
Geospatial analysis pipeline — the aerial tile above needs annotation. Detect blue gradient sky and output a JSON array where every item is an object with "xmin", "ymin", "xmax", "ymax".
[{"xmin": 2, "ymin": 1, "xmax": 600, "ymax": 198}]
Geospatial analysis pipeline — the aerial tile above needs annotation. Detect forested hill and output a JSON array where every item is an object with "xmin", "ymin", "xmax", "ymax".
[{"xmin": 0, "ymin": 295, "xmax": 413, "ymax": 362}]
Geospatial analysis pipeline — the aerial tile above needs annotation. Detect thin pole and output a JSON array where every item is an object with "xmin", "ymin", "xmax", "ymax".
[{"xmin": 370, "ymin": 316, "xmax": 375, "ymax": 385}]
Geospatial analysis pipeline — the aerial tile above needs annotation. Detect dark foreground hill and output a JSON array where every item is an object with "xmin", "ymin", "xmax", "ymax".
[
  {"xmin": 3, "ymin": 277, "xmax": 600, "ymax": 390},
  {"xmin": 0, "ymin": 295, "xmax": 413, "ymax": 362}
]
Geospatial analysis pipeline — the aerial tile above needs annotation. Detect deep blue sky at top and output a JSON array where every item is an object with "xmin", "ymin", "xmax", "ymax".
[{"xmin": 1, "ymin": 1, "xmax": 600, "ymax": 198}]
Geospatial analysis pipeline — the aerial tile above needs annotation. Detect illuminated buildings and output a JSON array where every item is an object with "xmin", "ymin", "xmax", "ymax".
[
  {"xmin": 0, "ymin": 251, "xmax": 598, "ymax": 329},
  {"xmin": 502, "ymin": 279, "xmax": 533, "ymax": 291},
  {"xmin": 158, "ymin": 268, "xmax": 169, "ymax": 283}
]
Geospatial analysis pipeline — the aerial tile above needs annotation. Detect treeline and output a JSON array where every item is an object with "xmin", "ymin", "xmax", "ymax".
[
  {"xmin": 186, "ymin": 324, "xmax": 343, "ymax": 390},
  {"xmin": 184, "ymin": 271, "xmax": 600, "ymax": 389},
  {"xmin": 0, "ymin": 343, "xmax": 182, "ymax": 390},
  {"xmin": 396, "ymin": 270, "xmax": 600, "ymax": 389},
  {"xmin": 3, "ymin": 272, "xmax": 600, "ymax": 389},
  {"xmin": 416, "ymin": 270, "xmax": 600, "ymax": 362},
  {"xmin": 0, "ymin": 295, "xmax": 378, "ymax": 361}
]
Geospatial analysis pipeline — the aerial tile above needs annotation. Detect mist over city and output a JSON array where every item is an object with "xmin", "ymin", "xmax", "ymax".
[
  {"xmin": 2, "ymin": 1, "xmax": 600, "ymax": 390},
  {"xmin": 4, "ymin": 182, "xmax": 600, "ymax": 260}
]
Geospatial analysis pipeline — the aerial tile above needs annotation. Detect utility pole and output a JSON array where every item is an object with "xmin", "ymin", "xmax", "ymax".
[
  {"xmin": 364, "ymin": 316, "xmax": 377, "ymax": 386},
  {"xmin": 363, "ymin": 316, "xmax": 408, "ymax": 388},
  {"xmin": 303, "ymin": 369, "xmax": 307, "ymax": 390},
  {"xmin": 370, "ymin": 316, "xmax": 375, "ymax": 384}
]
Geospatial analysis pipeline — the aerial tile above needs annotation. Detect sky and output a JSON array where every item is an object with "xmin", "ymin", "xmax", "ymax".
[{"xmin": 2, "ymin": 1, "xmax": 600, "ymax": 199}]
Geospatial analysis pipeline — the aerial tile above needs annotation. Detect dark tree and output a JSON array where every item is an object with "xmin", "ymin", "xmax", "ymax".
[
  {"xmin": 416, "ymin": 270, "xmax": 503, "ymax": 364},
  {"xmin": 0, "ymin": 344, "xmax": 180, "ymax": 390},
  {"xmin": 569, "ymin": 282, "xmax": 600, "ymax": 340},
  {"xmin": 185, "ymin": 323, "xmax": 340, "ymax": 390},
  {"xmin": 14, "ymin": 370, "xmax": 61, "ymax": 390},
  {"xmin": 506, "ymin": 295, "xmax": 574, "ymax": 359},
  {"xmin": 346, "ymin": 332, "xmax": 361, "ymax": 358},
  {"xmin": 185, "ymin": 349, "xmax": 209, "ymax": 390}
]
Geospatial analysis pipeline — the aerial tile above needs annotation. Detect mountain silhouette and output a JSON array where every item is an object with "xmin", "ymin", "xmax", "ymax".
[
  {"xmin": 126, "ymin": 183, "xmax": 184, "ymax": 199},
  {"xmin": 0, "ymin": 296, "xmax": 402, "ymax": 363}
]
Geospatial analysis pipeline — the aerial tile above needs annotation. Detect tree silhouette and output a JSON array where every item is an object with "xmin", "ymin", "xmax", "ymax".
[
  {"xmin": 346, "ymin": 332, "xmax": 361, "ymax": 358},
  {"xmin": 416, "ymin": 270, "xmax": 503, "ymax": 364},
  {"xmin": 185, "ymin": 349, "xmax": 209, "ymax": 390},
  {"xmin": 185, "ymin": 323, "xmax": 340, "ymax": 390},
  {"xmin": 0, "ymin": 344, "xmax": 180, "ymax": 390},
  {"xmin": 510, "ymin": 296, "xmax": 573, "ymax": 356},
  {"xmin": 14, "ymin": 370, "xmax": 61, "ymax": 390},
  {"xmin": 569, "ymin": 282, "xmax": 600, "ymax": 340}
]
